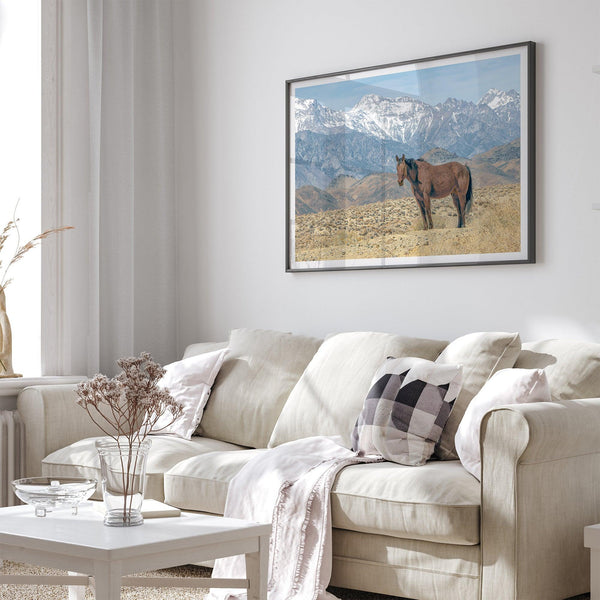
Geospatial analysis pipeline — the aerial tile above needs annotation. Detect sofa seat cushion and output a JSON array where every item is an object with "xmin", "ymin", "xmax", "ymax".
[
  {"xmin": 164, "ymin": 451, "xmax": 480, "ymax": 545},
  {"xmin": 41, "ymin": 435, "xmax": 248, "ymax": 502},
  {"xmin": 332, "ymin": 461, "xmax": 480, "ymax": 545},
  {"xmin": 165, "ymin": 449, "xmax": 264, "ymax": 514}
]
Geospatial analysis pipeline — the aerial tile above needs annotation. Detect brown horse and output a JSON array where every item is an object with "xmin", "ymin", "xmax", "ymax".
[{"xmin": 395, "ymin": 154, "xmax": 472, "ymax": 229}]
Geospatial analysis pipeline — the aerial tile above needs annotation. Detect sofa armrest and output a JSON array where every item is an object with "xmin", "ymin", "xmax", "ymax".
[
  {"xmin": 480, "ymin": 398, "xmax": 600, "ymax": 600},
  {"xmin": 17, "ymin": 384, "xmax": 118, "ymax": 477}
]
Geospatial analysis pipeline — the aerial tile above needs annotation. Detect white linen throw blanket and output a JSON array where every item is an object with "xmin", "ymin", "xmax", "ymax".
[{"xmin": 209, "ymin": 436, "xmax": 379, "ymax": 600}]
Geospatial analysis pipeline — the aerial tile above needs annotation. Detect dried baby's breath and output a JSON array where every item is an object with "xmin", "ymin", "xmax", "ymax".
[
  {"xmin": 76, "ymin": 352, "xmax": 183, "ymax": 445},
  {"xmin": 77, "ymin": 354, "xmax": 182, "ymax": 520}
]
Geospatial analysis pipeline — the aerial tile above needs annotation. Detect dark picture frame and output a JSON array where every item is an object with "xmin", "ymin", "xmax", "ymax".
[{"xmin": 286, "ymin": 42, "xmax": 535, "ymax": 272}]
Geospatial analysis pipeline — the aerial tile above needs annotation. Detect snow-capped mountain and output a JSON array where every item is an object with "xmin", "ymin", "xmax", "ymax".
[
  {"xmin": 477, "ymin": 88, "xmax": 520, "ymax": 126},
  {"xmin": 346, "ymin": 94, "xmax": 434, "ymax": 143},
  {"xmin": 293, "ymin": 98, "xmax": 346, "ymax": 134},
  {"xmin": 294, "ymin": 94, "xmax": 436, "ymax": 142},
  {"xmin": 478, "ymin": 88, "xmax": 519, "ymax": 111}
]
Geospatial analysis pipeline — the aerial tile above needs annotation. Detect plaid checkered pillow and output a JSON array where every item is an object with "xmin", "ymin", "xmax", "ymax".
[{"xmin": 351, "ymin": 357, "xmax": 462, "ymax": 466}]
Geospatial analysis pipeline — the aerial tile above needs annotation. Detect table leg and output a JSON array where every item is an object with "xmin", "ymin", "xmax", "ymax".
[
  {"xmin": 93, "ymin": 561, "xmax": 121, "ymax": 600},
  {"xmin": 68, "ymin": 571, "xmax": 87, "ymax": 600},
  {"xmin": 592, "ymin": 549, "xmax": 600, "ymax": 600},
  {"xmin": 245, "ymin": 534, "xmax": 269, "ymax": 600}
]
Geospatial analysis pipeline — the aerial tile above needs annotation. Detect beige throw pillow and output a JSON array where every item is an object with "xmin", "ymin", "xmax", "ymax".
[
  {"xmin": 515, "ymin": 339, "xmax": 600, "ymax": 401},
  {"xmin": 268, "ymin": 332, "xmax": 448, "ymax": 449},
  {"xmin": 435, "ymin": 331, "xmax": 521, "ymax": 460},
  {"xmin": 197, "ymin": 329, "xmax": 322, "ymax": 448}
]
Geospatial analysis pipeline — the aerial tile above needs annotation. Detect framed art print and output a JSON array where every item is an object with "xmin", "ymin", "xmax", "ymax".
[{"xmin": 286, "ymin": 42, "xmax": 535, "ymax": 272}]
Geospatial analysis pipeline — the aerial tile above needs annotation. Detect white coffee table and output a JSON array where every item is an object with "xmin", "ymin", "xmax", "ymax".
[{"xmin": 0, "ymin": 504, "xmax": 270, "ymax": 600}]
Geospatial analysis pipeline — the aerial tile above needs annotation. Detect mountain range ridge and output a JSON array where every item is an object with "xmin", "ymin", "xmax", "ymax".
[{"xmin": 295, "ymin": 139, "xmax": 520, "ymax": 215}]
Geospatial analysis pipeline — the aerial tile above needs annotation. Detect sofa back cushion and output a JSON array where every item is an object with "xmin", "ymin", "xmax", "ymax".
[
  {"xmin": 435, "ymin": 331, "xmax": 522, "ymax": 460},
  {"xmin": 183, "ymin": 341, "xmax": 228, "ymax": 359},
  {"xmin": 197, "ymin": 329, "xmax": 322, "ymax": 448},
  {"xmin": 515, "ymin": 339, "xmax": 600, "ymax": 401},
  {"xmin": 268, "ymin": 332, "xmax": 448, "ymax": 449}
]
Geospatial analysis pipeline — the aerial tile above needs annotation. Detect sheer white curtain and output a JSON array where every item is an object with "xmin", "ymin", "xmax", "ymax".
[{"xmin": 43, "ymin": 0, "xmax": 177, "ymax": 376}]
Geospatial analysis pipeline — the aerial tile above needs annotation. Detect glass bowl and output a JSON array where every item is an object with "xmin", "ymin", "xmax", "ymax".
[{"xmin": 12, "ymin": 476, "xmax": 97, "ymax": 517}]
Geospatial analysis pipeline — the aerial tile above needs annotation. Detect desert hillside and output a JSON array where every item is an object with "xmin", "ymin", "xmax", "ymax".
[{"xmin": 294, "ymin": 184, "xmax": 520, "ymax": 261}]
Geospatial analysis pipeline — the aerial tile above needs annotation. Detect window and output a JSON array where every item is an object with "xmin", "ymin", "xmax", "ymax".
[{"xmin": 0, "ymin": 0, "xmax": 42, "ymax": 375}]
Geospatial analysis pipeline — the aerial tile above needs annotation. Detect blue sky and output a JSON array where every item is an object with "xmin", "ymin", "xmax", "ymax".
[{"xmin": 295, "ymin": 54, "xmax": 521, "ymax": 110}]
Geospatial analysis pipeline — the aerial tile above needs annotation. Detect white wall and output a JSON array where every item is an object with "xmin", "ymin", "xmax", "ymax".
[{"xmin": 174, "ymin": 0, "xmax": 600, "ymax": 349}]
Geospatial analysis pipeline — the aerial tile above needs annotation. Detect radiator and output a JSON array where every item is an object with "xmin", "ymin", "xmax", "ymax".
[{"xmin": 0, "ymin": 410, "xmax": 25, "ymax": 506}]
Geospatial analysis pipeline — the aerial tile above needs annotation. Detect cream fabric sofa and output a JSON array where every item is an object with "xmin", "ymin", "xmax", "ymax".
[{"xmin": 16, "ymin": 330, "xmax": 600, "ymax": 600}]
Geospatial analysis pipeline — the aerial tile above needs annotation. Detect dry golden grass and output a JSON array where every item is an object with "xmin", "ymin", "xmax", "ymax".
[{"xmin": 294, "ymin": 184, "xmax": 520, "ymax": 261}]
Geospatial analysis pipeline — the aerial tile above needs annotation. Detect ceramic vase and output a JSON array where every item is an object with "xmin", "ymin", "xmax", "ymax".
[{"xmin": 0, "ymin": 288, "xmax": 21, "ymax": 378}]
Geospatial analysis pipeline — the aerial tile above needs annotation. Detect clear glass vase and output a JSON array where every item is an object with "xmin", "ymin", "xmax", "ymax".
[{"xmin": 95, "ymin": 438, "xmax": 151, "ymax": 527}]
